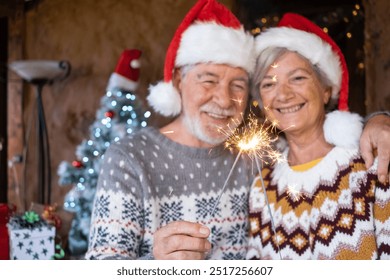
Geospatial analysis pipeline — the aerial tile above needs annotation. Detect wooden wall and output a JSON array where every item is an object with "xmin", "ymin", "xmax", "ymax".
[
  {"xmin": 4, "ymin": 0, "xmax": 232, "ymax": 210},
  {"xmin": 3, "ymin": 0, "xmax": 389, "ymax": 210},
  {"xmin": 364, "ymin": 0, "xmax": 390, "ymax": 113}
]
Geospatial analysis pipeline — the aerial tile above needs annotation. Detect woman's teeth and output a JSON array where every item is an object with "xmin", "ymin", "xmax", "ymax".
[{"xmin": 277, "ymin": 104, "xmax": 303, "ymax": 114}]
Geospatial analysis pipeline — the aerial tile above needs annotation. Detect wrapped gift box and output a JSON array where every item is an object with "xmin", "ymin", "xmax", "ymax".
[
  {"xmin": 7, "ymin": 213, "xmax": 55, "ymax": 260},
  {"xmin": 29, "ymin": 203, "xmax": 74, "ymax": 257},
  {"xmin": 30, "ymin": 202, "xmax": 74, "ymax": 241}
]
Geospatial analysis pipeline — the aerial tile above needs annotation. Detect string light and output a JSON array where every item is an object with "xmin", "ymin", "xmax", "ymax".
[{"xmin": 251, "ymin": 27, "xmax": 261, "ymax": 35}]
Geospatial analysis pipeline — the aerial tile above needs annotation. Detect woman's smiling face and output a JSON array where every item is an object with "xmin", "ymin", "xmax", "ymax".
[{"xmin": 259, "ymin": 51, "xmax": 331, "ymax": 135}]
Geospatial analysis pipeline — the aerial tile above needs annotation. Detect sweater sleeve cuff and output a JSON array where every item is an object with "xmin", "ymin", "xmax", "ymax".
[
  {"xmin": 138, "ymin": 253, "xmax": 155, "ymax": 260},
  {"xmin": 364, "ymin": 111, "xmax": 390, "ymax": 124}
]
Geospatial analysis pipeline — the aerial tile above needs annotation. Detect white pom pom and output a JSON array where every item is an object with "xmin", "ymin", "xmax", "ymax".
[
  {"xmin": 324, "ymin": 110, "xmax": 363, "ymax": 149},
  {"xmin": 130, "ymin": 59, "xmax": 140, "ymax": 69},
  {"xmin": 147, "ymin": 81, "xmax": 181, "ymax": 117}
]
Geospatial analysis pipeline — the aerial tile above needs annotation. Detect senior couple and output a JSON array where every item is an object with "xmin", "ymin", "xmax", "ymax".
[{"xmin": 86, "ymin": 0, "xmax": 390, "ymax": 260}]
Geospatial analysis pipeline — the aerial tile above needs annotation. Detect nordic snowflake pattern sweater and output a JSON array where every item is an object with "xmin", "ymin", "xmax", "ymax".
[
  {"xmin": 85, "ymin": 127, "xmax": 253, "ymax": 260},
  {"xmin": 247, "ymin": 147, "xmax": 390, "ymax": 259}
]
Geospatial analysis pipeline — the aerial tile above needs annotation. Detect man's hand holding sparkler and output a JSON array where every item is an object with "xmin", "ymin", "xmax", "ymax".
[{"xmin": 153, "ymin": 221, "xmax": 211, "ymax": 260}]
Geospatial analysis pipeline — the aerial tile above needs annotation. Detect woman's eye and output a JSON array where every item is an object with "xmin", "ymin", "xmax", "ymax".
[
  {"xmin": 292, "ymin": 75, "xmax": 307, "ymax": 81},
  {"xmin": 260, "ymin": 82, "xmax": 274, "ymax": 89}
]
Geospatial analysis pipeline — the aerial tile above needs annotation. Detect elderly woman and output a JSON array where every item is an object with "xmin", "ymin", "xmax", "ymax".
[{"xmin": 247, "ymin": 13, "xmax": 390, "ymax": 260}]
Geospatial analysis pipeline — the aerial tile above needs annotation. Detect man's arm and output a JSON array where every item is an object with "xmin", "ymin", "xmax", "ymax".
[
  {"xmin": 85, "ymin": 145, "xmax": 145, "ymax": 260},
  {"xmin": 153, "ymin": 221, "xmax": 211, "ymax": 260},
  {"xmin": 360, "ymin": 112, "xmax": 390, "ymax": 184}
]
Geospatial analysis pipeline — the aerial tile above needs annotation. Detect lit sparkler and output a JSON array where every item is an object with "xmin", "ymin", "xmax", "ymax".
[
  {"xmin": 254, "ymin": 155, "xmax": 283, "ymax": 260},
  {"xmin": 210, "ymin": 114, "xmax": 281, "ymax": 215},
  {"xmin": 209, "ymin": 113, "xmax": 284, "ymax": 259},
  {"xmin": 223, "ymin": 113, "xmax": 281, "ymax": 164}
]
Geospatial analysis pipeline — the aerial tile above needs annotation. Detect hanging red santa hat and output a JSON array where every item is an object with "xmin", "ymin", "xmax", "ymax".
[
  {"xmin": 255, "ymin": 12, "xmax": 349, "ymax": 111},
  {"xmin": 147, "ymin": 0, "xmax": 255, "ymax": 117},
  {"xmin": 106, "ymin": 49, "xmax": 142, "ymax": 92},
  {"xmin": 256, "ymin": 13, "xmax": 363, "ymax": 149}
]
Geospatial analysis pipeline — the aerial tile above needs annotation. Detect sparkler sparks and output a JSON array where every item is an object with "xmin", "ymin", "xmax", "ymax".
[
  {"xmin": 210, "ymin": 114, "xmax": 282, "ymax": 217},
  {"xmin": 231, "ymin": 97, "xmax": 244, "ymax": 106},
  {"xmin": 162, "ymin": 130, "xmax": 175, "ymax": 134},
  {"xmin": 287, "ymin": 185, "xmax": 305, "ymax": 202},
  {"xmin": 210, "ymin": 112, "xmax": 284, "ymax": 259},
  {"xmin": 222, "ymin": 113, "xmax": 282, "ymax": 165}
]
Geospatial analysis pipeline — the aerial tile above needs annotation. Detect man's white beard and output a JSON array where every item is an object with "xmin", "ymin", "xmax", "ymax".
[
  {"xmin": 184, "ymin": 114, "xmax": 227, "ymax": 146},
  {"xmin": 183, "ymin": 102, "xmax": 242, "ymax": 146}
]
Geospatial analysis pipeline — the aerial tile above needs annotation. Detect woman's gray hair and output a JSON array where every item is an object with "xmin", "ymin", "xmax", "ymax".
[{"xmin": 251, "ymin": 47, "xmax": 337, "ymax": 110}]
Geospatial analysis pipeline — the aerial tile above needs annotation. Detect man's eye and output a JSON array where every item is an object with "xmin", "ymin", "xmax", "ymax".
[
  {"xmin": 202, "ymin": 80, "xmax": 217, "ymax": 84},
  {"xmin": 232, "ymin": 83, "xmax": 245, "ymax": 91}
]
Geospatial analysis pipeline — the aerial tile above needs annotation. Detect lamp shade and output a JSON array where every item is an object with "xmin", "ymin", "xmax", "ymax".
[{"xmin": 9, "ymin": 60, "xmax": 71, "ymax": 82}]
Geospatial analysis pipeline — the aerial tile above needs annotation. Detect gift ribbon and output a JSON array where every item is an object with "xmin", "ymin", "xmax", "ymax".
[
  {"xmin": 22, "ymin": 211, "xmax": 40, "ymax": 224},
  {"xmin": 42, "ymin": 204, "xmax": 62, "ymax": 229}
]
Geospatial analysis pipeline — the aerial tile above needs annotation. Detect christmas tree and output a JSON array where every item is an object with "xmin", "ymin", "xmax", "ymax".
[{"xmin": 57, "ymin": 49, "xmax": 151, "ymax": 255}]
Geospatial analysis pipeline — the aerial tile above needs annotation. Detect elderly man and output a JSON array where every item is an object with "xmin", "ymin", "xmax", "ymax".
[
  {"xmin": 86, "ymin": 0, "xmax": 390, "ymax": 260},
  {"xmin": 86, "ymin": 0, "xmax": 255, "ymax": 260}
]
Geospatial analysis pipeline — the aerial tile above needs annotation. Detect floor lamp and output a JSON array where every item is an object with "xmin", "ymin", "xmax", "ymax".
[{"xmin": 9, "ymin": 60, "xmax": 71, "ymax": 205}]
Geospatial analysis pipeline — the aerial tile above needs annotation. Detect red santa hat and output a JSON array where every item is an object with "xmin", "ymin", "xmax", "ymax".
[
  {"xmin": 255, "ymin": 13, "xmax": 349, "ymax": 111},
  {"xmin": 106, "ymin": 49, "xmax": 142, "ymax": 92},
  {"xmin": 256, "ymin": 13, "xmax": 363, "ymax": 150},
  {"xmin": 147, "ymin": 0, "xmax": 255, "ymax": 117}
]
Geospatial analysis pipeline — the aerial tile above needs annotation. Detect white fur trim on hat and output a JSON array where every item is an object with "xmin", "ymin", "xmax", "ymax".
[
  {"xmin": 177, "ymin": 22, "xmax": 255, "ymax": 74},
  {"xmin": 106, "ymin": 72, "xmax": 139, "ymax": 92},
  {"xmin": 255, "ymin": 27, "xmax": 342, "ymax": 100},
  {"xmin": 324, "ymin": 110, "xmax": 363, "ymax": 149},
  {"xmin": 147, "ymin": 81, "xmax": 181, "ymax": 117}
]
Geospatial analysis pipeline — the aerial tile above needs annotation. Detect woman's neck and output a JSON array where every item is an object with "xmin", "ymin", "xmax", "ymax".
[{"xmin": 285, "ymin": 127, "xmax": 333, "ymax": 166}]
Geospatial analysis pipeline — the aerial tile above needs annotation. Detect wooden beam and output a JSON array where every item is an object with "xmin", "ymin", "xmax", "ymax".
[
  {"xmin": 7, "ymin": 0, "xmax": 25, "ymax": 210},
  {"xmin": 363, "ymin": 0, "xmax": 390, "ymax": 113}
]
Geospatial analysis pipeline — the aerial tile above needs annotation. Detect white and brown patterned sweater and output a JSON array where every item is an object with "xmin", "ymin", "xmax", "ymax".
[{"xmin": 247, "ymin": 147, "xmax": 390, "ymax": 259}]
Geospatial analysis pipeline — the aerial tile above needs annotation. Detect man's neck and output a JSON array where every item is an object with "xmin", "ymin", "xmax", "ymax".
[{"xmin": 159, "ymin": 119, "xmax": 216, "ymax": 149}]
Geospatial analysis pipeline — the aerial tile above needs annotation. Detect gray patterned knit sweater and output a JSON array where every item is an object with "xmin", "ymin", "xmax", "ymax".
[{"xmin": 85, "ymin": 127, "xmax": 254, "ymax": 259}]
